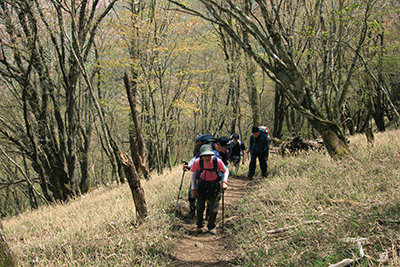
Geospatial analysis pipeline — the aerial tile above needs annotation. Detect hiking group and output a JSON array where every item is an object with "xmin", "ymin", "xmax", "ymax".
[{"xmin": 180, "ymin": 126, "xmax": 270, "ymax": 235}]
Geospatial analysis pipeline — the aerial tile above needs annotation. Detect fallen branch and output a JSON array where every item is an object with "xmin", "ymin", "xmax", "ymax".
[
  {"xmin": 267, "ymin": 220, "xmax": 321, "ymax": 234},
  {"xmin": 273, "ymin": 135, "xmax": 324, "ymax": 155},
  {"xmin": 328, "ymin": 241, "xmax": 366, "ymax": 267}
]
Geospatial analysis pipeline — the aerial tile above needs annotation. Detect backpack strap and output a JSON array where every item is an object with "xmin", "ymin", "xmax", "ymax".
[
  {"xmin": 197, "ymin": 156, "xmax": 219, "ymax": 182},
  {"xmin": 213, "ymin": 156, "xmax": 217, "ymax": 172},
  {"xmin": 214, "ymin": 156, "xmax": 222, "ymax": 182},
  {"xmin": 199, "ymin": 156, "xmax": 218, "ymax": 172}
]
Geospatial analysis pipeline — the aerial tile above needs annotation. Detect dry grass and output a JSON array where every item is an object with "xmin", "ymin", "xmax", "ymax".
[
  {"xmin": 229, "ymin": 129, "xmax": 400, "ymax": 266},
  {"xmin": 3, "ymin": 168, "xmax": 187, "ymax": 266},
  {"xmin": 3, "ymin": 129, "xmax": 400, "ymax": 266}
]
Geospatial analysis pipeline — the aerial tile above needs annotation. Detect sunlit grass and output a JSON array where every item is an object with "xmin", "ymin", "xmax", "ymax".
[
  {"xmin": 3, "ymin": 129, "xmax": 400, "ymax": 266},
  {"xmin": 4, "ymin": 167, "xmax": 187, "ymax": 266},
  {"xmin": 230, "ymin": 130, "xmax": 400, "ymax": 266}
]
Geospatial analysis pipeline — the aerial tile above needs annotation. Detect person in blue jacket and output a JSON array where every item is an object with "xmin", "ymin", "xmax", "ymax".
[{"xmin": 246, "ymin": 126, "xmax": 269, "ymax": 180}]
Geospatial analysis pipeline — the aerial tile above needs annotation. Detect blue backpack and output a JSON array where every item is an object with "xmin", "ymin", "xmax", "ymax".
[{"xmin": 193, "ymin": 134, "xmax": 217, "ymax": 157}]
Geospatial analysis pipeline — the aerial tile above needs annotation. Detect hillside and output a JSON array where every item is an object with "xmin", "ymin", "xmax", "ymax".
[{"xmin": 3, "ymin": 129, "xmax": 400, "ymax": 266}]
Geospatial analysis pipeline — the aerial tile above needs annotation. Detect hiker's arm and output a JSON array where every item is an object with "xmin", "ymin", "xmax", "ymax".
[
  {"xmin": 190, "ymin": 172, "xmax": 196, "ymax": 189},
  {"xmin": 241, "ymin": 142, "xmax": 246, "ymax": 163},
  {"xmin": 183, "ymin": 157, "xmax": 196, "ymax": 171},
  {"xmin": 190, "ymin": 172, "xmax": 198, "ymax": 198},
  {"xmin": 222, "ymin": 168, "xmax": 229, "ymax": 183},
  {"xmin": 221, "ymin": 169, "xmax": 229, "ymax": 192},
  {"xmin": 247, "ymin": 135, "xmax": 253, "ymax": 155}
]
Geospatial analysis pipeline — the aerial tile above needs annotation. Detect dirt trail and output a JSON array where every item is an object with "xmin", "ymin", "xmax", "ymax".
[{"xmin": 169, "ymin": 174, "xmax": 250, "ymax": 266}]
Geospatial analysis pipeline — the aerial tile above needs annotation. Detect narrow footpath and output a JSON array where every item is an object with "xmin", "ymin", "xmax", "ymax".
[{"xmin": 169, "ymin": 174, "xmax": 251, "ymax": 266}]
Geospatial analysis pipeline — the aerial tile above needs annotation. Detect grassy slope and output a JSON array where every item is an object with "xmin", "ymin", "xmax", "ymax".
[
  {"xmin": 230, "ymin": 130, "xmax": 400, "ymax": 266},
  {"xmin": 3, "ymin": 129, "xmax": 400, "ymax": 266}
]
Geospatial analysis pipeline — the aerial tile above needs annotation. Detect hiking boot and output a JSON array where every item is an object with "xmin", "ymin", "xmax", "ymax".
[
  {"xmin": 247, "ymin": 176, "xmax": 253, "ymax": 180},
  {"xmin": 185, "ymin": 202, "xmax": 196, "ymax": 219},
  {"xmin": 196, "ymin": 227, "xmax": 203, "ymax": 234},
  {"xmin": 184, "ymin": 210, "xmax": 195, "ymax": 219},
  {"xmin": 209, "ymin": 229, "xmax": 217, "ymax": 235}
]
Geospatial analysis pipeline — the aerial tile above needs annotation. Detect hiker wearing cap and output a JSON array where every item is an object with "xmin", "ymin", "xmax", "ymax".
[
  {"xmin": 187, "ymin": 136, "xmax": 233, "ymax": 166},
  {"xmin": 183, "ymin": 145, "xmax": 219, "ymax": 219},
  {"xmin": 212, "ymin": 136, "xmax": 234, "ymax": 166},
  {"xmin": 182, "ymin": 136, "xmax": 233, "ymax": 219},
  {"xmin": 246, "ymin": 126, "xmax": 269, "ymax": 180},
  {"xmin": 190, "ymin": 144, "xmax": 229, "ymax": 235},
  {"xmin": 229, "ymin": 134, "xmax": 246, "ymax": 167}
]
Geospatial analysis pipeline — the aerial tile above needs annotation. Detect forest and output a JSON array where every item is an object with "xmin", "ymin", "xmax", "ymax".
[{"xmin": 0, "ymin": 0, "xmax": 399, "ymax": 218}]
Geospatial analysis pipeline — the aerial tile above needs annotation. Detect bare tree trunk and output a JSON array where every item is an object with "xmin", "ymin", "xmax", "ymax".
[
  {"xmin": 123, "ymin": 72, "xmax": 151, "ymax": 180},
  {"xmin": 167, "ymin": 0, "xmax": 358, "ymax": 157},
  {"xmin": 357, "ymin": 51, "xmax": 400, "ymax": 125},
  {"xmin": 372, "ymin": 31, "xmax": 386, "ymax": 131},
  {"xmin": 274, "ymin": 84, "xmax": 285, "ymax": 139},
  {"xmin": 243, "ymin": 24, "xmax": 259, "ymax": 127},
  {"xmin": 174, "ymin": 114, "xmax": 181, "ymax": 166},
  {"xmin": 217, "ymin": 22, "xmax": 241, "ymax": 136},
  {"xmin": 0, "ymin": 221, "xmax": 17, "ymax": 266},
  {"xmin": 119, "ymin": 151, "xmax": 148, "ymax": 223},
  {"xmin": 77, "ymin": 115, "xmax": 92, "ymax": 194},
  {"xmin": 245, "ymin": 55, "xmax": 259, "ymax": 126}
]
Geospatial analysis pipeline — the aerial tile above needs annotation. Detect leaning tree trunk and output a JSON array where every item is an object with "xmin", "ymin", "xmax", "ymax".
[
  {"xmin": 119, "ymin": 151, "xmax": 148, "ymax": 224},
  {"xmin": 167, "ymin": 0, "xmax": 358, "ymax": 158},
  {"xmin": 0, "ymin": 221, "xmax": 17, "ymax": 266},
  {"xmin": 124, "ymin": 72, "xmax": 151, "ymax": 180},
  {"xmin": 308, "ymin": 118, "xmax": 350, "ymax": 158}
]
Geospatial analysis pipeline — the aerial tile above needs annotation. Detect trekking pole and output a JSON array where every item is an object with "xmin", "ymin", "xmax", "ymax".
[
  {"xmin": 221, "ymin": 189, "xmax": 225, "ymax": 231},
  {"xmin": 174, "ymin": 160, "xmax": 188, "ymax": 217}
]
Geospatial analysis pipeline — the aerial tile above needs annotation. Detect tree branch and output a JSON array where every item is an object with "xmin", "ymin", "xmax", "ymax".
[
  {"xmin": 266, "ymin": 220, "xmax": 321, "ymax": 234},
  {"xmin": 0, "ymin": 146, "xmax": 48, "ymax": 205}
]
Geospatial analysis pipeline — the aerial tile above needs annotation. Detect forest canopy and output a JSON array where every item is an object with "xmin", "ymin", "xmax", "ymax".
[{"xmin": 0, "ymin": 0, "xmax": 399, "ymax": 216}]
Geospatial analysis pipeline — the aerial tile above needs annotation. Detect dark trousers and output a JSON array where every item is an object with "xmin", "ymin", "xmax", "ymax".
[
  {"xmin": 196, "ymin": 192, "xmax": 221, "ymax": 230},
  {"xmin": 230, "ymin": 155, "xmax": 241, "ymax": 168},
  {"xmin": 248, "ymin": 151, "xmax": 267, "ymax": 178},
  {"xmin": 188, "ymin": 181, "xmax": 211, "ymax": 216},
  {"xmin": 188, "ymin": 181, "xmax": 195, "ymax": 203}
]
